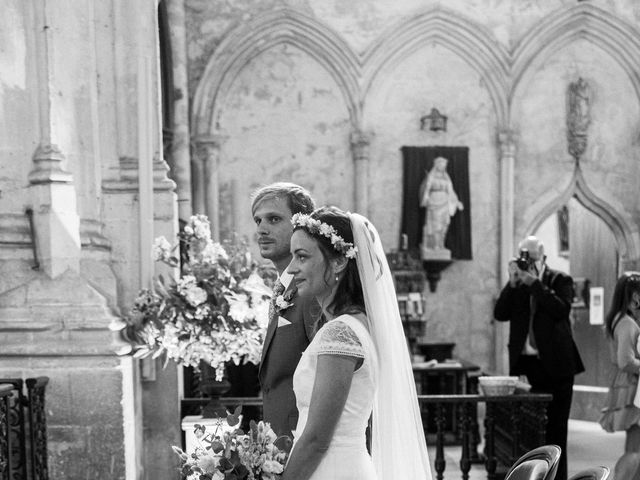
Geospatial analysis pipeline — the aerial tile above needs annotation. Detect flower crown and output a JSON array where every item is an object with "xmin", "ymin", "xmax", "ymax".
[{"xmin": 291, "ymin": 213, "xmax": 358, "ymax": 259}]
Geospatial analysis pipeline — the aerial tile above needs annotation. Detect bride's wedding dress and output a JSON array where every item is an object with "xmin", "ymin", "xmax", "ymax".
[
  {"xmin": 288, "ymin": 213, "xmax": 432, "ymax": 480},
  {"xmin": 291, "ymin": 314, "xmax": 378, "ymax": 479}
]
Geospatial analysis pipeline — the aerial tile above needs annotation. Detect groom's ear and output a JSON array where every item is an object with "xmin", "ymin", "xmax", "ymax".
[{"xmin": 331, "ymin": 256, "xmax": 348, "ymax": 275}]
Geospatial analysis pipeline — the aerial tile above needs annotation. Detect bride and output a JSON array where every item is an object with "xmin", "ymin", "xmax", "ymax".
[{"xmin": 280, "ymin": 206, "xmax": 432, "ymax": 480}]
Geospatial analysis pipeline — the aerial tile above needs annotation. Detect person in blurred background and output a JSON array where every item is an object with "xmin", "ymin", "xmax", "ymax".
[{"xmin": 600, "ymin": 272, "xmax": 640, "ymax": 480}]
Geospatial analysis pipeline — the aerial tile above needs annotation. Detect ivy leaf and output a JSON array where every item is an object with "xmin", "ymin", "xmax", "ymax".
[{"xmin": 210, "ymin": 440, "xmax": 224, "ymax": 454}]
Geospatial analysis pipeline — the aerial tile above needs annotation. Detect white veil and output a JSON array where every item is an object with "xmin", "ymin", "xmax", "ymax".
[{"xmin": 350, "ymin": 213, "xmax": 432, "ymax": 480}]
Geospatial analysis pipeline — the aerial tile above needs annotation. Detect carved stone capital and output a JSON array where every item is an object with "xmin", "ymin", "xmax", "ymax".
[
  {"xmin": 498, "ymin": 130, "xmax": 518, "ymax": 159},
  {"xmin": 194, "ymin": 133, "xmax": 228, "ymax": 162},
  {"xmin": 350, "ymin": 130, "xmax": 373, "ymax": 162}
]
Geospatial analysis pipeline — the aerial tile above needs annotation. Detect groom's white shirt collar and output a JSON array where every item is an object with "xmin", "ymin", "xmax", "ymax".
[{"xmin": 279, "ymin": 270, "xmax": 293, "ymax": 290}]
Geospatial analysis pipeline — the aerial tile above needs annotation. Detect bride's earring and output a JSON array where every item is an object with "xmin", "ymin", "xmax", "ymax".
[{"xmin": 335, "ymin": 274, "xmax": 339, "ymax": 283}]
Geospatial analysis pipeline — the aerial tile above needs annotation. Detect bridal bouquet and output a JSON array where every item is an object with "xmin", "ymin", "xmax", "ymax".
[
  {"xmin": 112, "ymin": 214, "xmax": 273, "ymax": 380},
  {"xmin": 173, "ymin": 409, "xmax": 290, "ymax": 480}
]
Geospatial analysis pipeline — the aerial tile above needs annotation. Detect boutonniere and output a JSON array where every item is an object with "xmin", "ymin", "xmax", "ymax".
[{"xmin": 275, "ymin": 290, "xmax": 295, "ymax": 312}]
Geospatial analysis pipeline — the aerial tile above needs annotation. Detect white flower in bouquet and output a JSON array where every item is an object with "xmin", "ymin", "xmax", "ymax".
[
  {"xmin": 201, "ymin": 241, "xmax": 228, "ymax": 263},
  {"xmin": 262, "ymin": 459, "xmax": 284, "ymax": 476},
  {"xmin": 192, "ymin": 216, "xmax": 211, "ymax": 239},
  {"xmin": 152, "ymin": 236, "xmax": 173, "ymax": 262},
  {"xmin": 227, "ymin": 293, "xmax": 252, "ymax": 322},
  {"xmin": 177, "ymin": 275, "xmax": 208, "ymax": 306},
  {"xmin": 196, "ymin": 450, "xmax": 222, "ymax": 475}
]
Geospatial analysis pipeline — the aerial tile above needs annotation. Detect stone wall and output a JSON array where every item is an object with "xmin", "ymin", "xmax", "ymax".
[
  {"xmin": 185, "ymin": 0, "xmax": 640, "ymax": 373},
  {"xmin": 0, "ymin": 1, "xmax": 180, "ymax": 479}
]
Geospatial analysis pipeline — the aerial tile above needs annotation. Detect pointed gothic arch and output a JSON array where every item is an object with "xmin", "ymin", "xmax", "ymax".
[
  {"xmin": 360, "ymin": 7, "xmax": 510, "ymax": 127},
  {"xmin": 511, "ymin": 3, "xmax": 640, "ymax": 105},
  {"xmin": 191, "ymin": 9, "xmax": 361, "ymax": 135},
  {"xmin": 520, "ymin": 166, "xmax": 640, "ymax": 266}
]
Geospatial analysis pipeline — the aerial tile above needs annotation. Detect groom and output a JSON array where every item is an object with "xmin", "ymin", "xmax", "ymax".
[{"xmin": 251, "ymin": 182, "xmax": 318, "ymax": 439}]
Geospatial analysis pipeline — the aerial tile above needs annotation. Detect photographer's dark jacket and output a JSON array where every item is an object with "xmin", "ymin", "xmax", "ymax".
[{"xmin": 494, "ymin": 267, "xmax": 585, "ymax": 379}]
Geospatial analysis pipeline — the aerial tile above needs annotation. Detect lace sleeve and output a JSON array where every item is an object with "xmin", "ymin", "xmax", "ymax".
[{"xmin": 317, "ymin": 320, "xmax": 364, "ymax": 358}]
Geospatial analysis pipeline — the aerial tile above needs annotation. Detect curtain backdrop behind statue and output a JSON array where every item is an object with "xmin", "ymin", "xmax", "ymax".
[{"xmin": 400, "ymin": 146, "xmax": 472, "ymax": 259}]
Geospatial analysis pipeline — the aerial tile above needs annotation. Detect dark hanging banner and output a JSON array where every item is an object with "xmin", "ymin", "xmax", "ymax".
[{"xmin": 400, "ymin": 146, "xmax": 472, "ymax": 260}]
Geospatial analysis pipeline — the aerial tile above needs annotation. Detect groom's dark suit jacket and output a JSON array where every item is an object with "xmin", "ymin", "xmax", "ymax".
[
  {"xmin": 494, "ymin": 267, "xmax": 584, "ymax": 378},
  {"xmin": 259, "ymin": 282, "xmax": 317, "ymax": 439}
]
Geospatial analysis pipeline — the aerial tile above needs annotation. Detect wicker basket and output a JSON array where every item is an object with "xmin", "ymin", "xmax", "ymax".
[{"xmin": 478, "ymin": 376, "xmax": 518, "ymax": 396}]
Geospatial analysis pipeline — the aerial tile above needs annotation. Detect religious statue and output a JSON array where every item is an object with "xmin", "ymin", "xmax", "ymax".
[
  {"xmin": 567, "ymin": 77, "xmax": 591, "ymax": 161},
  {"xmin": 419, "ymin": 156, "xmax": 464, "ymax": 260}
]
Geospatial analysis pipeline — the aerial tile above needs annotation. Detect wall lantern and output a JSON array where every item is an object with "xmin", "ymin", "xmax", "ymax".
[{"xmin": 420, "ymin": 108, "xmax": 447, "ymax": 132}]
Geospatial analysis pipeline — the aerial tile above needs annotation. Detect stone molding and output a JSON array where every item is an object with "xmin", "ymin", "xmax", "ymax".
[
  {"xmin": 0, "ymin": 214, "xmax": 33, "ymax": 248},
  {"xmin": 80, "ymin": 219, "xmax": 112, "ymax": 251},
  {"xmin": 0, "ymin": 270, "xmax": 122, "ymax": 356},
  {"xmin": 102, "ymin": 155, "xmax": 177, "ymax": 194},
  {"xmin": 192, "ymin": 4, "xmax": 640, "ymax": 138}
]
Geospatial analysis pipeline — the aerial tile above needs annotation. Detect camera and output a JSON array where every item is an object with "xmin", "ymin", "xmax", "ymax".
[{"xmin": 515, "ymin": 249, "xmax": 533, "ymax": 271}]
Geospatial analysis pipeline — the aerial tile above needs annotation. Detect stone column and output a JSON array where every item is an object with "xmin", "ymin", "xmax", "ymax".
[
  {"xmin": 495, "ymin": 129, "xmax": 518, "ymax": 374},
  {"xmin": 498, "ymin": 129, "xmax": 518, "ymax": 281},
  {"xmin": 350, "ymin": 130, "xmax": 373, "ymax": 215},
  {"xmin": 195, "ymin": 134, "xmax": 227, "ymax": 241},
  {"xmin": 27, "ymin": 0, "xmax": 81, "ymax": 279},
  {"xmin": 167, "ymin": 0, "xmax": 192, "ymax": 221}
]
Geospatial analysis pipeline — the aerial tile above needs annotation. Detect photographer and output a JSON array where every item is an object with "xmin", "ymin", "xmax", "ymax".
[{"xmin": 494, "ymin": 235, "xmax": 584, "ymax": 480}]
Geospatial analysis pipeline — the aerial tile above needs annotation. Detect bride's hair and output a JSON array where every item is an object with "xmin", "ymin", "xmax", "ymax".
[{"xmin": 298, "ymin": 206, "xmax": 365, "ymax": 316}]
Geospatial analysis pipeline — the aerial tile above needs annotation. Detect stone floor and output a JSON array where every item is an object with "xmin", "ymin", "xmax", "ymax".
[{"xmin": 427, "ymin": 419, "xmax": 625, "ymax": 479}]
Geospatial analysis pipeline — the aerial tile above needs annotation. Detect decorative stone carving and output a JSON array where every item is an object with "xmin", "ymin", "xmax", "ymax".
[{"xmin": 567, "ymin": 77, "xmax": 591, "ymax": 162}]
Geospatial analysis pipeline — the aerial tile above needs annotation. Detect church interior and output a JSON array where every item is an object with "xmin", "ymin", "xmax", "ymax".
[{"xmin": 2, "ymin": 0, "xmax": 640, "ymax": 478}]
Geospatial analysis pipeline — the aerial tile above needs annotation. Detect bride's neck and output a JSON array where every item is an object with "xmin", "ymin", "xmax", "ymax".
[{"xmin": 318, "ymin": 283, "xmax": 340, "ymax": 319}]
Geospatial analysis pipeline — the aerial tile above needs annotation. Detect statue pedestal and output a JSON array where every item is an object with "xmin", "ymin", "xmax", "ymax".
[
  {"xmin": 421, "ymin": 246, "xmax": 453, "ymax": 292},
  {"xmin": 421, "ymin": 246, "xmax": 452, "ymax": 261}
]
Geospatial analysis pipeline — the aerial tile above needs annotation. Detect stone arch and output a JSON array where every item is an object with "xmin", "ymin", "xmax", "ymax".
[
  {"xmin": 520, "ymin": 166, "xmax": 640, "ymax": 266},
  {"xmin": 191, "ymin": 9, "xmax": 361, "ymax": 136},
  {"xmin": 511, "ymin": 3, "xmax": 640, "ymax": 104},
  {"xmin": 360, "ymin": 7, "xmax": 510, "ymax": 127}
]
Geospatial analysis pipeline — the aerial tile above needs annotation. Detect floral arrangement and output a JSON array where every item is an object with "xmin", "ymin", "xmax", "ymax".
[
  {"xmin": 291, "ymin": 213, "xmax": 358, "ymax": 258},
  {"xmin": 112, "ymin": 214, "xmax": 273, "ymax": 380},
  {"xmin": 172, "ymin": 409, "xmax": 290, "ymax": 480}
]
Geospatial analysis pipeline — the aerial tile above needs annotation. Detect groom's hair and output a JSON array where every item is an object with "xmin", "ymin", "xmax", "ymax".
[{"xmin": 250, "ymin": 182, "xmax": 315, "ymax": 215}]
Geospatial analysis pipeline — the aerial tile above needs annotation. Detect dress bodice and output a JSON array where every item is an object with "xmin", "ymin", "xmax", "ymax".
[{"xmin": 292, "ymin": 314, "xmax": 377, "ymax": 447}]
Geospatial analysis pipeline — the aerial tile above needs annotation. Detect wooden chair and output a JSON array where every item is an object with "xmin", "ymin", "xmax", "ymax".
[
  {"xmin": 504, "ymin": 445, "xmax": 562, "ymax": 480},
  {"xmin": 568, "ymin": 466, "xmax": 610, "ymax": 480}
]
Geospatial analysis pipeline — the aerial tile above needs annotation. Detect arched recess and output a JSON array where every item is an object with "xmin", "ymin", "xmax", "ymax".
[
  {"xmin": 520, "ymin": 166, "xmax": 640, "ymax": 267},
  {"xmin": 360, "ymin": 7, "xmax": 510, "ymax": 127},
  {"xmin": 511, "ymin": 3, "xmax": 640, "ymax": 105},
  {"xmin": 191, "ymin": 9, "xmax": 361, "ymax": 135}
]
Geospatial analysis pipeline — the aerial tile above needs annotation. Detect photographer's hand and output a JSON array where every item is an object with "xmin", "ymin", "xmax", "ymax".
[
  {"xmin": 508, "ymin": 261, "xmax": 520, "ymax": 287},
  {"xmin": 518, "ymin": 268, "xmax": 537, "ymax": 286}
]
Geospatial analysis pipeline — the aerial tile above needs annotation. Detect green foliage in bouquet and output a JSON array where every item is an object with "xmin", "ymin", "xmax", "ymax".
[
  {"xmin": 172, "ymin": 408, "xmax": 291, "ymax": 480},
  {"xmin": 112, "ymin": 214, "xmax": 273, "ymax": 380}
]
